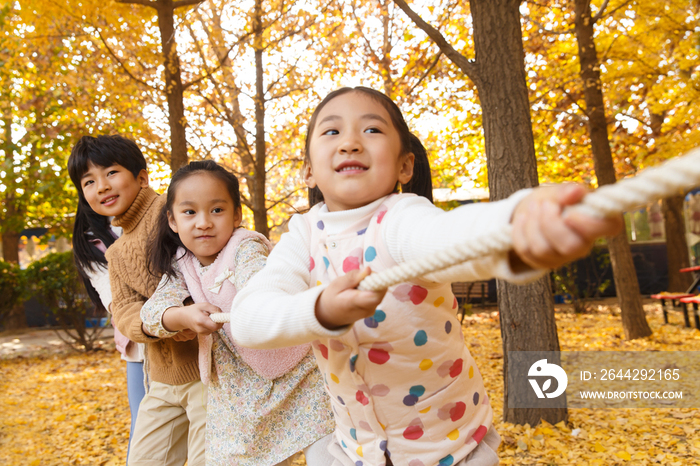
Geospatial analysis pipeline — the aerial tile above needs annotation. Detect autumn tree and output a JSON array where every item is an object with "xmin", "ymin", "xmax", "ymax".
[
  {"xmin": 570, "ymin": 0, "xmax": 653, "ymax": 339},
  {"xmin": 598, "ymin": 1, "xmax": 699, "ymax": 292},
  {"xmin": 524, "ymin": 0, "xmax": 697, "ymax": 325},
  {"xmin": 110, "ymin": 0, "xmax": 206, "ymax": 171},
  {"xmin": 1, "ymin": 2, "xmax": 146, "ymax": 263},
  {"xmin": 394, "ymin": 0, "xmax": 566, "ymax": 425},
  {"xmin": 181, "ymin": 0, "xmax": 345, "ymax": 237},
  {"xmin": 341, "ymin": 0, "xmax": 486, "ymax": 189}
]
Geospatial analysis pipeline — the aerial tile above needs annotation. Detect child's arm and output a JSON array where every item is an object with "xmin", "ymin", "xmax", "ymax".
[
  {"xmin": 141, "ymin": 265, "xmax": 222, "ymax": 337},
  {"xmin": 230, "ymin": 215, "xmax": 363, "ymax": 349},
  {"xmin": 108, "ymin": 256, "xmax": 161, "ymax": 343},
  {"xmin": 383, "ymin": 185, "xmax": 621, "ymax": 284},
  {"xmin": 314, "ymin": 185, "xmax": 622, "ymax": 329}
]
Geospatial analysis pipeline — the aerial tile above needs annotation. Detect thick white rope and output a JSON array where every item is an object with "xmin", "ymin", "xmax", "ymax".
[
  {"xmin": 210, "ymin": 147, "xmax": 700, "ymax": 323},
  {"xmin": 358, "ymin": 147, "xmax": 700, "ymax": 291}
]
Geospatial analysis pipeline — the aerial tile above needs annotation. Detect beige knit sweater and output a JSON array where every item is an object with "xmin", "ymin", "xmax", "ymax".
[{"xmin": 106, "ymin": 187, "xmax": 199, "ymax": 385}]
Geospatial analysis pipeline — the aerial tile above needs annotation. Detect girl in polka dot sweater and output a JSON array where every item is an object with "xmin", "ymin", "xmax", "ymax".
[{"xmin": 230, "ymin": 87, "xmax": 622, "ymax": 466}]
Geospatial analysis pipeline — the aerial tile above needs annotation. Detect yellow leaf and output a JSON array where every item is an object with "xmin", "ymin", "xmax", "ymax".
[
  {"xmin": 615, "ymin": 451, "xmax": 632, "ymax": 461},
  {"xmin": 593, "ymin": 442, "xmax": 606, "ymax": 452}
]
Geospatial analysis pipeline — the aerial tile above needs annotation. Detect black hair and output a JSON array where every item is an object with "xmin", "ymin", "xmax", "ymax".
[
  {"xmin": 67, "ymin": 135, "xmax": 148, "ymax": 313},
  {"xmin": 401, "ymin": 133, "xmax": 433, "ymax": 203},
  {"xmin": 304, "ymin": 87, "xmax": 433, "ymax": 206},
  {"xmin": 148, "ymin": 160, "xmax": 242, "ymax": 279}
]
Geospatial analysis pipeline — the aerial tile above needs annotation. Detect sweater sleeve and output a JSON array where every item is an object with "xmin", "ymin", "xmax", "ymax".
[
  {"xmin": 383, "ymin": 190, "xmax": 546, "ymax": 284},
  {"xmin": 107, "ymin": 250, "xmax": 159, "ymax": 343},
  {"xmin": 230, "ymin": 214, "xmax": 350, "ymax": 349}
]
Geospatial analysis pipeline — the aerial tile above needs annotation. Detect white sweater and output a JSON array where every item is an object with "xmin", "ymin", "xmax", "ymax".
[{"xmin": 230, "ymin": 191, "xmax": 544, "ymax": 349}]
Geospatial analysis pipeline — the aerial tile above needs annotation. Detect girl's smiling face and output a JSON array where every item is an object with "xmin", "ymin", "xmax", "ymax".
[
  {"xmin": 80, "ymin": 161, "xmax": 149, "ymax": 217},
  {"xmin": 305, "ymin": 92, "xmax": 414, "ymax": 212},
  {"xmin": 167, "ymin": 173, "xmax": 242, "ymax": 266}
]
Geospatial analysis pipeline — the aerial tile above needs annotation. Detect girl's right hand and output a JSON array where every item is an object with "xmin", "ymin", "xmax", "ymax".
[
  {"xmin": 163, "ymin": 303, "xmax": 224, "ymax": 336},
  {"xmin": 315, "ymin": 267, "xmax": 387, "ymax": 329}
]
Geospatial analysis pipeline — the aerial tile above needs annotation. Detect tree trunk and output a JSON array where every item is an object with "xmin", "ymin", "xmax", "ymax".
[
  {"xmin": 5, "ymin": 303, "xmax": 27, "ymax": 331},
  {"xmin": 156, "ymin": 1, "xmax": 190, "ymax": 171},
  {"xmin": 394, "ymin": 0, "xmax": 567, "ymax": 425},
  {"xmin": 573, "ymin": 0, "xmax": 652, "ymax": 339},
  {"xmin": 1, "ymin": 109, "xmax": 21, "ymax": 264},
  {"xmin": 380, "ymin": 0, "xmax": 394, "ymax": 97},
  {"xmin": 252, "ymin": 0, "xmax": 269, "ymax": 238},
  {"xmin": 1, "ymin": 231, "xmax": 20, "ymax": 264},
  {"xmin": 470, "ymin": 0, "xmax": 566, "ymax": 425},
  {"xmin": 663, "ymin": 195, "xmax": 693, "ymax": 292}
]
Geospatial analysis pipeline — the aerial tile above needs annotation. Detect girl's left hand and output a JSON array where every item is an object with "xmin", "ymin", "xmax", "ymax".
[
  {"xmin": 163, "ymin": 302, "xmax": 224, "ymax": 336},
  {"xmin": 510, "ymin": 184, "xmax": 623, "ymax": 271}
]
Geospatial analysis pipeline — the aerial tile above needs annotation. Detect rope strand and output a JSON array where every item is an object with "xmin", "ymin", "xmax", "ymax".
[{"xmin": 359, "ymin": 147, "xmax": 700, "ymax": 291}]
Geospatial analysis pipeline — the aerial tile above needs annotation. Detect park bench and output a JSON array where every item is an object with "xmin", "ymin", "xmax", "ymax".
[
  {"xmin": 679, "ymin": 295, "xmax": 700, "ymax": 330},
  {"xmin": 650, "ymin": 292, "xmax": 696, "ymax": 328},
  {"xmin": 649, "ymin": 265, "xmax": 700, "ymax": 328},
  {"xmin": 452, "ymin": 281, "xmax": 490, "ymax": 322}
]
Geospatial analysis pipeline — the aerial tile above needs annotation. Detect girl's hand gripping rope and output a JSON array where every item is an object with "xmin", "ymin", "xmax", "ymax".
[
  {"xmin": 315, "ymin": 267, "xmax": 387, "ymax": 329},
  {"xmin": 162, "ymin": 302, "xmax": 224, "ymax": 336},
  {"xmin": 509, "ymin": 184, "xmax": 624, "ymax": 272}
]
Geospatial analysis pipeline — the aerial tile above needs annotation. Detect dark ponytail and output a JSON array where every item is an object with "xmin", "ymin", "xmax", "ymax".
[
  {"xmin": 148, "ymin": 160, "xmax": 242, "ymax": 279},
  {"xmin": 401, "ymin": 133, "xmax": 433, "ymax": 203}
]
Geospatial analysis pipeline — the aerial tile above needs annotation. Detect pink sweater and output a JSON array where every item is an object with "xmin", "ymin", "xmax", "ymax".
[{"xmin": 177, "ymin": 228, "xmax": 311, "ymax": 383}]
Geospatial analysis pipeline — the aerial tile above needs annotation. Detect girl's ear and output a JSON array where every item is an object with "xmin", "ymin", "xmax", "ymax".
[
  {"xmin": 304, "ymin": 164, "xmax": 317, "ymax": 189},
  {"xmin": 167, "ymin": 211, "xmax": 178, "ymax": 233},
  {"xmin": 233, "ymin": 207, "xmax": 243, "ymax": 229},
  {"xmin": 397, "ymin": 152, "xmax": 415, "ymax": 185},
  {"xmin": 136, "ymin": 169, "xmax": 149, "ymax": 188}
]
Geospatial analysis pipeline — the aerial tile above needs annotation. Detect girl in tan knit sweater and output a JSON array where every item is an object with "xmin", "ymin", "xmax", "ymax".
[{"xmin": 68, "ymin": 135, "xmax": 209, "ymax": 466}]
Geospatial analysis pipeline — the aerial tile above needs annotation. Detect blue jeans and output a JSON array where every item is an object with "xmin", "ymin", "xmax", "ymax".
[{"xmin": 126, "ymin": 361, "xmax": 146, "ymax": 465}]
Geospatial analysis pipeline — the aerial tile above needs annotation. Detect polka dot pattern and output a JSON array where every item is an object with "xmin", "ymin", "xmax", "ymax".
[
  {"xmin": 355, "ymin": 390, "xmax": 369, "ymax": 406},
  {"xmin": 364, "ymin": 246, "xmax": 377, "ymax": 262},
  {"xmin": 392, "ymin": 284, "xmax": 428, "ymax": 305},
  {"xmin": 403, "ymin": 418, "xmax": 424, "ymax": 440},
  {"xmin": 349, "ymin": 354, "xmax": 358, "ymax": 372},
  {"xmin": 370, "ymin": 384, "xmax": 390, "ymax": 396},
  {"xmin": 413, "ymin": 330, "xmax": 428, "ymax": 346},
  {"xmin": 471, "ymin": 425, "xmax": 488, "ymax": 444},
  {"xmin": 364, "ymin": 310, "xmax": 386, "ymax": 328},
  {"xmin": 304, "ymin": 199, "xmax": 492, "ymax": 465}
]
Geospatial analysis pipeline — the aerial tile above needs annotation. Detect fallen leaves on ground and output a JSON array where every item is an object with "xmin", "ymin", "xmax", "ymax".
[
  {"xmin": 0, "ymin": 350, "xmax": 130, "ymax": 466},
  {"xmin": 465, "ymin": 299, "xmax": 700, "ymax": 465},
  {"xmin": 1, "ymin": 299, "xmax": 699, "ymax": 465}
]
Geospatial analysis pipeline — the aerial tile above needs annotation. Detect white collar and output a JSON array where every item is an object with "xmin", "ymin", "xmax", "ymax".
[{"xmin": 317, "ymin": 196, "xmax": 390, "ymax": 235}]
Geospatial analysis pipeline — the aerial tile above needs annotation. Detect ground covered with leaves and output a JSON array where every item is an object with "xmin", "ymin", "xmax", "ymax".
[{"xmin": 1, "ymin": 299, "xmax": 699, "ymax": 465}]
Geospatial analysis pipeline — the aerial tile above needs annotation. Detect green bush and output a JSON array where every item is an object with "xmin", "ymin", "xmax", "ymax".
[
  {"xmin": 0, "ymin": 260, "xmax": 25, "ymax": 327},
  {"xmin": 24, "ymin": 251, "xmax": 106, "ymax": 352}
]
